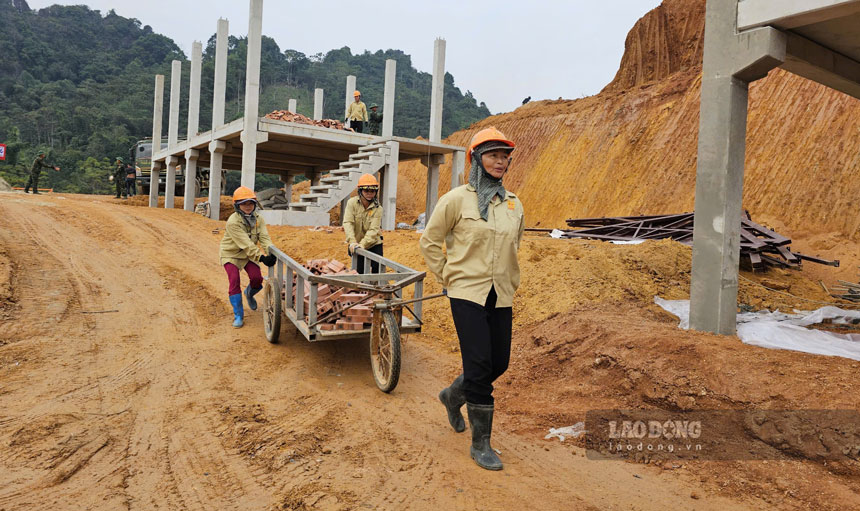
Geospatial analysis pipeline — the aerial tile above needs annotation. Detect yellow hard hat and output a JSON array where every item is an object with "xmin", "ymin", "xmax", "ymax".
[{"xmin": 353, "ymin": 90, "xmax": 361, "ymax": 97}]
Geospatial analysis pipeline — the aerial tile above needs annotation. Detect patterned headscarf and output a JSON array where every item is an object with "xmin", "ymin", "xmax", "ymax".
[{"xmin": 468, "ymin": 141, "xmax": 514, "ymax": 220}]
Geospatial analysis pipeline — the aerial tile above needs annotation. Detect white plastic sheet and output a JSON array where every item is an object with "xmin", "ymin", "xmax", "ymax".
[
  {"xmin": 654, "ymin": 297, "xmax": 860, "ymax": 361},
  {"xmin": 545, "ymin": 422, "xmax": 585, "ymax": 442}
]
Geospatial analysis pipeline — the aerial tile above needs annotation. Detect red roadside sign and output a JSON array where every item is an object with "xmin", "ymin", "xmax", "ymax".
[{"xmin": 0, "ymin": 143, "xmax": 6, "ymax": 161}]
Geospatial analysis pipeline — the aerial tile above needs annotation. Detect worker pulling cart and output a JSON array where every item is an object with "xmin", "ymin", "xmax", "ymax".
[{"xmin": 260, "ymin": 245, "xmax": 440, "ymax": 393}]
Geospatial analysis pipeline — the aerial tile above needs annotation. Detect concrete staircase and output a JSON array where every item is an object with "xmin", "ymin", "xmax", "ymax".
[{"xmin": 285, "ymin": 142, "xmax": 390, "ymax": 224}]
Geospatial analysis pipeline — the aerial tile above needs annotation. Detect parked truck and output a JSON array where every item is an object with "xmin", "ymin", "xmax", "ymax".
[{"xmin": 131, "ymin": 139, "xmax": 224, "ymax": 197}]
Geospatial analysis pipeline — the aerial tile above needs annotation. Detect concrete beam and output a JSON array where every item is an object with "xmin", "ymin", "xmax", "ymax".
[
  {"xmin": 382, "ymin": 59, "xmax": 396, "ymax": 137},
  {"xmin": 212, "ymin": 18, "xmax": 228, "ymax": 128},
  {"xmin": 450, "ymin": 150, "xmax": 465, "ymax": 190},
  {"xmin": 241, "ymin": 0, "xmax": 264, "ymax": 191},
  {"xmin": 288, "ymin": 98, "xmax": 297, "ymax": 113},
  {"xmin": 344, "ymin": 75, "xmax": 356, "ymax": 128},
  {"xmin": 689, "ymin": 2, "xmax": 786, "ymax": 335},
  {"xmin": 782, "ymin": 31, "xmax": 860, "ymax": 99},
  {"xmin": 429, "ymin": 38, "xmax": 446, "ymax": 143},
  {"xmin": 380, "ymin": 141, "xmax": 399, "ymax": 230},
  {"xmin": 149, "ymin": 74, "xmax": 164, "ymax": 208},
  {"xmin": 208, "ymin": 140, "xmax": 228, "ymax": 220},
  {"xmin": 314, "ymin": 88, "xmax": 323, "ymax": 121},
  {"xmin": 738, "ymin": 0, "xmax": 860, "ymax": 30}
]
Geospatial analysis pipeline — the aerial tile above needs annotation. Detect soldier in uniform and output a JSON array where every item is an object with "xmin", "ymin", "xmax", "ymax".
[
  {"xmin": 113, "ymin": 157, "xmax": 126, "ymax": 198},
  {"xmin": 24, "ymin": 151, "xmax": 59, "ymax": 194},
  {"xmin": 368, "ymin": 104, "xmax": 383, "ymax": 136}
]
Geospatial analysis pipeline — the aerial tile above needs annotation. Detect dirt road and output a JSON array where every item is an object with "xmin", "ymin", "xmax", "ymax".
[{"xmin": 0, "ymin": 193, "xmax": 842, "ymax": 510}]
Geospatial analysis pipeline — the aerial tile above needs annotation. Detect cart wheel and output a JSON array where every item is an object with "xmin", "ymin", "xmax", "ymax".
[
  {"xmin": 370, "ymin": 309, "xmax": 401, "ymax": 393},
  {"xmin": 263, "ymin": 278, "xmax": 282, "ymax": 344}
]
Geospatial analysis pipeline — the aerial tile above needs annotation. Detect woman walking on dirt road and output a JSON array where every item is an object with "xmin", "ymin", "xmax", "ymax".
[
  {"xmin": 419, "ymin": 127, "xmax": 524, "ymax": 471},
  {"xmin": 220, "ymin": 186, "xmax": 277, "ymax": 328}
]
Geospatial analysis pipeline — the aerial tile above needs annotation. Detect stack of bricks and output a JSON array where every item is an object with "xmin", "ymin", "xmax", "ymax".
[{"xmin": 286, "ymin": 259, "xmax": 375, "ymax": 331}]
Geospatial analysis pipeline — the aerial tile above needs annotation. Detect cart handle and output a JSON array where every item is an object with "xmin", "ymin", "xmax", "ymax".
[{"xmin": 377, "ymin": 292, "xmax": 447, "ymax": 308}]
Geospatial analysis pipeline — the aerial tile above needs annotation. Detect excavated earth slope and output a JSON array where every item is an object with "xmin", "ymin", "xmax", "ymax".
[{"xmin": 395, "ymin": 0, "xmax": 860, "ymax": 252}]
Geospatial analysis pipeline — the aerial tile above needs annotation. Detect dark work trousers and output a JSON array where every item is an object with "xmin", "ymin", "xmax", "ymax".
[
  {"xmin": 125, "ymin": 178, "xmax": 136, "ymax": 197},
  {"xmin": 351, "ymin": 120, "xmax": 364, "ymax": 133},
  {"xmin": 354, "ymin": 243, "xmax": 383, "ymax": 274},
  {"xmin": 449, "ymin": 286, "xmax": 513, "ymax": 405}
]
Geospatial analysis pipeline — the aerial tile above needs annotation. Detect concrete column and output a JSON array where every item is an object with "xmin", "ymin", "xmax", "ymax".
[
  {"xmin": 344, "ymin": 75, "xmax": 356, "ymax": 127},
  {"xmin": 288, "ymin": 98, "xmax": 297, "ymax": 113},
  {"xmin": 429, "ymin": 38, "xmax": 446, "ymax": 143},
  {"xmin": 208, "ymin": 141, "xmax": 228, "ymax": 220},
  {"xmin": 380, "ymin": 141, "xmax": 399, "ymax": 230},
  {"xmin": 183, "ymin": 149, "xmax": 199, "ymax": 212},
  {"xmin": 382, "ymin": 59, "xmax": 396, "ymax": 137},
  {"xmin": 450, "ymin": 150, "xmax": 465, "ymax": 190},
  {"xmin": 340, "ymin": 197, "xmax": 349, "ymax": 224},
  {"xmin": 240, "ymin": 0, "xmax": 264, "ymax": 190},
  {"xmin": 424, "ymin": 153, "xmax": 444, "ymax": 221},
  {"xmin": 165, "ymin": 156, "xmax": 179, "ymax": 209},
  {"xmin": 208, "ymin": 18, "xmax": 229, "ymax": 220},
  {"xmin": 280, "ymin": 174, "xmax": 293, "ymax": 204},
  {"xmin": 313, "ymin": 88, "xmax": 323, "ymax": 120},
  {"xmin": 167, "ymin": 60, "xmax": 181, "ymax": 149},
  {"xmin": 212, "ymin": 18, "xmax": 228, "ymax": 128},
  {"xmin": 689, "ymin": 3, "xmax": 785, "ymax": 334},
  {"xmin": 149, "ymin": 74, "xmax": 164, "ymax": 208},
  {"xmin": 165, "ymin": 60, "xmax": 182, "ymax": 208},
  {"xmin": 187, "ymin": 41, "xmax": 202, "ymax": 139}
]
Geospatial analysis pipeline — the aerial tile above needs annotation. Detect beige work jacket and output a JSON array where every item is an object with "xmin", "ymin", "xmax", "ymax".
[
  {"xmin": 346, "ymin": 101, "xmax": 368, "ymax": 122},
  {"xmin": 343, "ymin": 196, "xmax": 382, "ymax": 249},
  {"xmin": 219, "ymin": 211, "xmax": 272, "ymax": 268},
  {"xmin": 419, "ymin": 184, "xmax": 525, "ymax": 307}
]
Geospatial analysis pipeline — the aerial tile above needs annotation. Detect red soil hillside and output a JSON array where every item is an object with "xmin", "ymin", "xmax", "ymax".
[{"xmin": 395, "ymin": 0, "xmax": 860, "ymax": 244}]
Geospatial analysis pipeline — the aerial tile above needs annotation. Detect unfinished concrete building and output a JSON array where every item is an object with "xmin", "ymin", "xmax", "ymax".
[
  {"xmin": 691, "ymin": 0, "xmax": 860, "ymax": 334},
  {"xmin": 147, "ymin": 0, "xmax": 466, "ymax": 229}
]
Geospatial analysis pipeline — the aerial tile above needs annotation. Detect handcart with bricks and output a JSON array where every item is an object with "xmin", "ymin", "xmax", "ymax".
[{"xmin": 261, "ymin": 245, "xmax": 441, "ymax": 393}]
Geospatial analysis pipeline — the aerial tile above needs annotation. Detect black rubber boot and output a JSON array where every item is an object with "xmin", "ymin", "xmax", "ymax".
[
  {"xmin": 438, "ymin": 374, "xmax": 466, "ymax": 432},
  {"xmin": 467, "ymin": 403, "xmax": 503, "ymax": 471}
]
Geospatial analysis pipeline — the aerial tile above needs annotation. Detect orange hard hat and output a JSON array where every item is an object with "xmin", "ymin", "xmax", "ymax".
[
  {"xmin": 232, "ymin": 186, "xmax": 257, "ymax": 203},
  {"xmin": 466, "ymin": 127, "xmax": 515, "ymax": 164},
  {"xmin": 357, "ymin": 173, "xmax": 378, "ymax": 188},
  {"xmin": 353, "ymin": 90, "xmax": 361, "ymax": 97}
]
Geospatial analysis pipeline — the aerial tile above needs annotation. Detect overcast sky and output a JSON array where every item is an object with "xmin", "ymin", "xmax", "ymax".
[{"xmin": 29, "ymin": 0, "xmax": 661, "ymax": 114}]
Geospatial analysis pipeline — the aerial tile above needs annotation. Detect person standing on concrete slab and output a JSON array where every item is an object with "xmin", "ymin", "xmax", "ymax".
[
  {"xmin": 24, "ymin": 150, "xmax": 59, "ymax": 194},
  {"xmin": 419, "ymin": 127, "xmax": 523, "ymax": 471},
  {"xmin": 220, "ymin": 186, "xmax": 277, "ymax": 328},
  {"xmin": 367, "ymin": 104, "xmax": 383, "ymax": 136},
  {"xmin": 344, "ymin": 173, "xmax": 383, "ymax": 273},
  {"xmin": 346, "ymin": 90, "xmax": 368, "ymax": 133}
]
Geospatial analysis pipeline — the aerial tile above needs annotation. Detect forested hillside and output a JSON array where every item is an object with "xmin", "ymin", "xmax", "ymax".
[{"xmin": 0, "ymin": 0, "xmax": 490, "ymax": 193}]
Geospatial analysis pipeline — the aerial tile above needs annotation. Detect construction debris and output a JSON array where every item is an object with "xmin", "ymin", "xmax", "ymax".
[
  {"xmin": 287, "ymin": 258, "xmax": 375, "ymax": 330},
  {"xmin": 257, "ymin": 187, "xmax": 290, "ymax": 210},
  {"xmin": 550, "ymin": 212, "xmax": 839, "ymax": 272},
  {"xmin": 264, "ymin": 110, "xmax": 353, "ymax": 131},
  {"xmin": 831, "ymin": 276, "xmax": 860, "ymax": 302}
]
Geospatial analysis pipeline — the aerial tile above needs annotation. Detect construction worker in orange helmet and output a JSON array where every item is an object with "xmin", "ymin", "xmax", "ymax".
[
  {"xmin": 344, "ymin": 173, "xmax": 383, "ymax": 274},
  {"xmin": 419, "ymin": 126, "xmax": 523, "ymax": 471},
  {"xmin": 345, "ymin": 90, "xmax": 368, "ymax": 134},
  {"xmin": 219, "ymin": 186, "xmax": 277, "ymax": 328}
]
